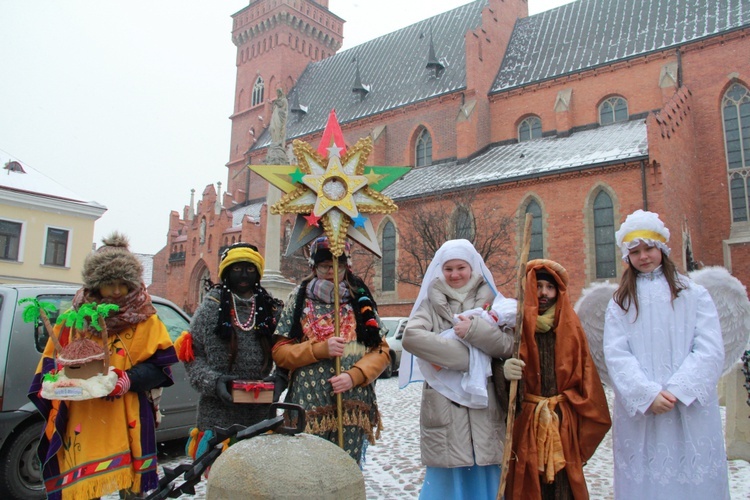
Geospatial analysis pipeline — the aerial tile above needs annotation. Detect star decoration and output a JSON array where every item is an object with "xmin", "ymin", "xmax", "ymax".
[
  {"xmin": 304, "ymin": 212, "xmax": 321, "ymax": 227},
  {"xmin": 249, "ymin": 109, "xmax": 410, "ymax": 257}
]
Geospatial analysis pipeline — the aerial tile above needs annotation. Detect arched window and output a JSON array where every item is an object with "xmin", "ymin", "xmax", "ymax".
[
  {"xmin": 518, "ymin": 116, "xmax": 542, "ymax": 142},
  {"xmin": 381, "ymin": 221, "xmax": 396, "ymax": 292},
  {"xmin": 599, "ymin": 96, "xmax": 628, "ymax": 125},
  {"xmin": 252, "ymin": 76, "xmax": 264, "ymax": 107},
  {"xmin": 722, "ymin": 83, "xmax": 750, "ymax": 222},
  {"xmin": 453, "ymin": 205, "xmax": 475, "ymax": 240},
  {"xmin": 415, "ymin": 128, "xmax": 432, "ymax": 167},
  {"xmin": 593, "ymin": 191, "xmax": 616, "ymax": 278},
  {"xmin": 525, "ymin": 200, "xmax": 543, "ymax": 260}
]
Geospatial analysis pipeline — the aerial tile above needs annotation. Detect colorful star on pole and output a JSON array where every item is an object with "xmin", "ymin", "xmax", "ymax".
[{"xmin": 249, "ymin": 109, "xmax": 410, "ymax": 257}]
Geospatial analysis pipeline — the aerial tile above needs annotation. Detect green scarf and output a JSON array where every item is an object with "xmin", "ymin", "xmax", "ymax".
[{"xmin": 535, "ymin": 303, "xmax": 556, "ymax": 333}]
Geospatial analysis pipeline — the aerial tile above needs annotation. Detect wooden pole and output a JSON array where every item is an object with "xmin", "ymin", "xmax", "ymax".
[
  {"xmin": 497, "ymin": 213, "xmax": 534, "ymax": 499},
  {"xmin": 333, "ymin": 257, "xmax": 344, "ymax": 448}
]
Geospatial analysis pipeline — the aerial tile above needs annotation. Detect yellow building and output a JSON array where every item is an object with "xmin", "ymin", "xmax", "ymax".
[{"xmin": 0, "ymin": 159, "xmax": 106, "ymax": 285}]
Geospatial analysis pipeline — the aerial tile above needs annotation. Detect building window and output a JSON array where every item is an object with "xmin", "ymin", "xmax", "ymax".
[
  {"xmin": 0, "ymin": 220, "xmax": 22, "ymax": 261},
  {"xmin": 381, "ymin": 221, "xmax": 396, "ymax": 292},
  {"xmin": 599, "ymin": 96, "xmax": 628, "ymax": 125},
  {"xmin": 722, "ymin": 83, "xmax": 750, "ymax": 223},
  {"xmin": 44, "ymin": 228, "xmax": 69, "ymax": 267},
  {"xmin": 525, "ymin": 200, "xmax": 543, "ymax": 260},
  {"xmin": 453, "ymin": 205, "xmax": 475, "ymax": 240},
  {"xmin": 518, "ymin": 116, "xmax": 542, "ymax": 142},
  {"xmin": 252, "ymin": 76, "xmax": 265, "ymax": 107},
  {"xmin": 593, "ymin": 191, "xmax": 617, "ymax": 278},
  {"xmin": 415, "ymin": 128, "xmax": 432, "ymax": 167}
]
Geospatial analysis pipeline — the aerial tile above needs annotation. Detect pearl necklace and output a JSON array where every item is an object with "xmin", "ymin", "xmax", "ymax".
[{"xmin": 231, "ymin": 293, "xmax": 256, "ymax": 331}]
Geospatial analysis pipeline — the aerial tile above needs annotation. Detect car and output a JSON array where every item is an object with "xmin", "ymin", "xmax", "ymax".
[
  {"xmin": 0, "ymin": 284, "xmax": 198, "ymax": 499},
  {"xmin": 379, "ymin": 316, "xmax": 408, "ymax": 379}
]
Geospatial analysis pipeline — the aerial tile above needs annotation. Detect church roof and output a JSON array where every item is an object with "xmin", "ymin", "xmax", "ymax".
[
  {"xmin": 492, "ymin": 0, "xmax": 750, "ymax": 92},
  {"xmin": 384, "ymin": 119, "xmax": 648, "ymax": 200},
  {"xmin": 253, "ymin": 0, "xmax": 487, "ymax": 149}
]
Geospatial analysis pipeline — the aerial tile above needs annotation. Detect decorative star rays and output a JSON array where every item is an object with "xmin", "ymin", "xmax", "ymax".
[{"xmin": 250, "ymin": 110, "xmax": 410, "ymax": 258}]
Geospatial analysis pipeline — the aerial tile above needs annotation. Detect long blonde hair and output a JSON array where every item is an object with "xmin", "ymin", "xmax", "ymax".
[{"xmin": 613, "ymin": 250, "xmax": 686, "ymax": 317}]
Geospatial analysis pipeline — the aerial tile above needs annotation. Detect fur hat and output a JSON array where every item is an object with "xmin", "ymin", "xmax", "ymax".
[
  {"xmin": 615, "ymin": 209, "xmax": 671, "ymax": 262},
  {"xmin": 82, "ymin": 232, "xmax": 143, "ymax": 291},
  {"xmin": 308, "ymin": 236, "xmax": 351, "ymax": 267}
]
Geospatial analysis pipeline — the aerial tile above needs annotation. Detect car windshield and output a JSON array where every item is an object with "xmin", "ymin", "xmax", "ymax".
[{"xmin": 382, "ymin": 319, "xmax": 400, "ymax": 338}]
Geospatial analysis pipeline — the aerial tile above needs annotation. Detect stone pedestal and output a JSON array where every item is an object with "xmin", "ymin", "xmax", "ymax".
[
  {"xmin": 207, "ymin": 433, "xmax": 365, "ymax": 499},
  {"xmin": 725, "ymin": 360, "xmax": 750, "ymax": 461},
  {"xmin": 261, "ymin": 184, "xmax": 295, "ymax": 300}
]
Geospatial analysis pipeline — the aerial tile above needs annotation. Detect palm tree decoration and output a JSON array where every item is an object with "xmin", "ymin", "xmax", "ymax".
[
  {"xmin": 19, "ymin": 298, "xmax": 64, "ymax": 354},
  {"xmin": 57, "ymin": 303, "xmax": 119, "ymax": 371}
]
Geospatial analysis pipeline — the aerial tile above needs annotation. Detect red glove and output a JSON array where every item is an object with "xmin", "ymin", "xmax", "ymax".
[{"xmin": 108, "ymin": 368, "xmax": 131, "ymax": 397}]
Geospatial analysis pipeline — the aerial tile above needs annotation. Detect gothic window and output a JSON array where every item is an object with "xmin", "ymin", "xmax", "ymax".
[
  {"xmin": 518, "ymin": 116, "xmax": 542, "ymax": 142},
  {"xmin": 415, "ymin": 128, "xmax": 432, "ymax": 167},
  {"xmin": 593, "ymin": 191, "xmax": 617, "ymax": 278},
  {"xmin": 453, "ymin": 205, "xmax": 475, "ymax": 240},
  {"xmin": 252, "ymin": 77, "xmax": 265, "ymax": 107},
  {"xmin": 525, "ymin": 200, "xmax": 543, "ymax": 260},
  {"xmin": 722, "ymin": 83, "xmax": 750, "ymax": 222},
  {"xmin": 599, "ymin": 96, "xmax": 628, "ymax": 125},
  {"xmin": 381, "ymin": 221, "xmax": 396, "ymax": 292}
]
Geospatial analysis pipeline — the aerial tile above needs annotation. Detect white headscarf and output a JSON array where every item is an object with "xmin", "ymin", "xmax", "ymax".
[{"xmin": 408, "ymin": 239, "xmax": 497, "ymax": 318}]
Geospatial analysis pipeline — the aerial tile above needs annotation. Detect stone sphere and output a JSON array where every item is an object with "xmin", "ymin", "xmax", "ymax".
[{"xmin": 207, "ymin": 433, "xmax": 365, "ymax": 500}]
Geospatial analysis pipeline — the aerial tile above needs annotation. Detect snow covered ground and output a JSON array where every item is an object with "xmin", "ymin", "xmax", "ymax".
[{"xmin": 132, "ymin": 376, "xmax": 750, "ymax": 499}]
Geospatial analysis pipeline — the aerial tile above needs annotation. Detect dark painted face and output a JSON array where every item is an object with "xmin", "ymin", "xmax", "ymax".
[{"xmin": 227, "ymin": 262, "xmax": 258, "ymax": 295}]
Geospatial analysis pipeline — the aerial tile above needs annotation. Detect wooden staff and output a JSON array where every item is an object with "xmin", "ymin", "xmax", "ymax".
[
  {"xmin": 497, "ymin": 213, "xmax": 533, "ymax": 499},
  {"xmin": 332, "ymin": 257, "xmax": 345, "ymax": 448}
]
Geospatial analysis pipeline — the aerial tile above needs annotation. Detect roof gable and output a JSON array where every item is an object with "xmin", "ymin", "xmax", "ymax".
[{"xmin": 492, "ymin": 0, "xmax": 750, "ymax": 92}]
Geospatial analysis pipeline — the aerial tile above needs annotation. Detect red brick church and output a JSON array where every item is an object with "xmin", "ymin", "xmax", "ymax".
[{"xmin": 149, "ymin": 0, "xmax": 750, "ymax": 315}]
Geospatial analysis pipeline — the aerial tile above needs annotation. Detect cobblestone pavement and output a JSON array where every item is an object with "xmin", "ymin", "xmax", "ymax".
[{"xmin": 129, "ymin": 376, "xmax": 750, "ymax": 499}]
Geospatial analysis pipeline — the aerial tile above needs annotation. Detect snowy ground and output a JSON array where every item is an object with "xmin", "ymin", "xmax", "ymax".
[{"xmin": 129, "ymin": 376, "xmax": 750, "ymax": 499}]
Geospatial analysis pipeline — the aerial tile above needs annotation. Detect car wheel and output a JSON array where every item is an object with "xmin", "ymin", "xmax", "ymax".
[{"xmin": 0, "ymin": 420, "xmax": 45, "ymax": 499}]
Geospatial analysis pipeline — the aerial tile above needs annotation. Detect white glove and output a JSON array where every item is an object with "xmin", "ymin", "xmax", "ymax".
[{"xmin": 503, "ymin": 358, "xmax": 525, "ymax": 381}]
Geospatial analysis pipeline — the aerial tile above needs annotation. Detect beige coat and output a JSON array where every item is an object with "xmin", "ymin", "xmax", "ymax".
[{"xmin": 402, "ymin": 274, "xmax": 514, "ymax": 468}]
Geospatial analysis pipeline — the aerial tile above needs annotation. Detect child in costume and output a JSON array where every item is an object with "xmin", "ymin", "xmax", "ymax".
[
  {"xmin": 603, "ymin": 210, "xmax": 729, "ymax": 499},
  {"xmin": 29, "ymin": 233, "xmax": 177, "ymax": 500},
  {"xmin": 399, "ymin": 239, "xmax": 516, "ymax": 500},
  {"xmin": 502, "ymin": 259, "xmax": 611, "ymax": 499},
  {"xmin": 272, "ymin": 236, "xmax": 390, "ymax": 464},
  {"xmin": 178, "ymin": 242, "xmax": 282, "ymax": 459}
]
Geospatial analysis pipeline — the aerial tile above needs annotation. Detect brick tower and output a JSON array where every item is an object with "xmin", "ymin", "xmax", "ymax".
[{"xmin": 226, "ymin": 0, "xmax": 344, "ymax": 204}]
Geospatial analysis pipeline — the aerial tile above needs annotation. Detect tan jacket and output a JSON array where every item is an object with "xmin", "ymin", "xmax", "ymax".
[{"xmin": 402, "ymin": 274, "xmax": 514, "ymax": 467}]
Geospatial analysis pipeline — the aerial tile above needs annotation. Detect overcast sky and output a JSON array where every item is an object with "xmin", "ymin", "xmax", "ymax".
[{"xmin": 0, "ymin": 0, "xmax": 573, "ymax": 255}]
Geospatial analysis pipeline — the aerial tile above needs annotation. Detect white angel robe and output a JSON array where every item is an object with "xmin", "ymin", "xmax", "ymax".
[{"xmin": 603, "ymin": 268, "xmax": 729, "ymax": 499}]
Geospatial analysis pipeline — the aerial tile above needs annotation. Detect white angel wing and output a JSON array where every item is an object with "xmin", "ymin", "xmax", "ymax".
[
  {"xmin": 573, "ymin": 281, "xmax": 617, "ymax": 386},
  {"xmin": 689, "ymin": 266, "xmax": 750, "ymax": 375}
]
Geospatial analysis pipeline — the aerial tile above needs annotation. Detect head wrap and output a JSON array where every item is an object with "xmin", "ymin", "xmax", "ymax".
[
  {"xmin": 308, "ymin": 236, "xmax": 351, "ymax": 268},
  {"xmin": 409, "ymin": 239, "xmax": 496, "ymax": 318},
  {"xmin": 219, "ymin": 244, "xmax": 265, "ymax": 279},
  {"xmin": 615, "ymin": 209, "xmax": 670, "ymax": 262},
  {"xmin": 82, "ymin": 232, "xmax": 143, "ymax": 291}
]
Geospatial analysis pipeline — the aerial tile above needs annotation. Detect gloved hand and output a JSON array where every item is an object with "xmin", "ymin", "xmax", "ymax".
[
  {"xmin": 503, "ymin": 358, "xmax": 525, "ymax": 381},
  {"xmin": 108, "ymin": 368, "xmax": 131, "ymax": 397},
  {"xmin": 216, "ymin": 375, "xmax": 235, "ymax": 404}
]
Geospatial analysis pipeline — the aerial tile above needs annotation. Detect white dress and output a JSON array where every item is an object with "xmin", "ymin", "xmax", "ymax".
[{"xmin": 603, "ymin": 268, "xmax": 729, "ymax": 499}]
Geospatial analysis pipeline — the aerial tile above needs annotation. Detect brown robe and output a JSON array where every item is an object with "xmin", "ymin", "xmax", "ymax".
[{"xmin": 507, "ymin": 260, "xmax": 611, "ymax": 500}]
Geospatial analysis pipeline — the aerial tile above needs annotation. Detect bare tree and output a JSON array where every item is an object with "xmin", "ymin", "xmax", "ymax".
[{"xmin": 397, "ymin": 190, "xmax": 518, "ymax": 288}]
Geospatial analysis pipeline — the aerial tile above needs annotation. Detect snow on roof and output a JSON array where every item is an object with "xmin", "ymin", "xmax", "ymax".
[
  {"xmin": 385, "ymin": 119, "xmax": 648, "ymax": 200},
  {"xmin": 1, "ymin": 154, "xmax": 104, "ymax": 208}
]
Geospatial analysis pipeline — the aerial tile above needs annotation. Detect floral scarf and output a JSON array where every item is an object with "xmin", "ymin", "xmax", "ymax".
[{"xmin": 73, "ymin": 283, "xmax": 156, "ymax": 334}]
